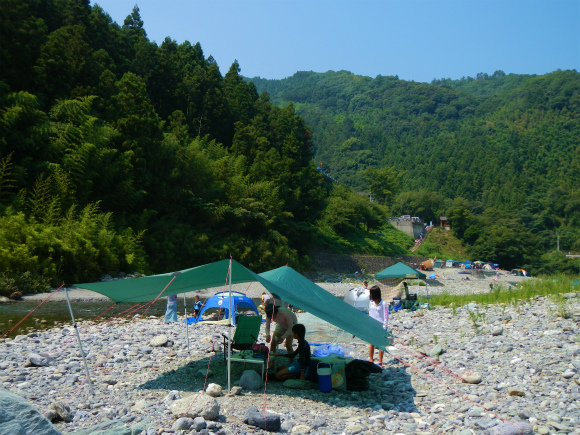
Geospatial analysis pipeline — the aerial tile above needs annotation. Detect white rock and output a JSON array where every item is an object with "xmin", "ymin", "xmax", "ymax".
[
  {"xmin": 150, "ymin": 335, "xmax": 168, "ymax": 347},
  {"xmin": 169, "ymin": 393, "xmax": 219, "ymax": 420},
  {"xmin": 205, "ymin": 383, "xmax": 222, "ymax": 397}
]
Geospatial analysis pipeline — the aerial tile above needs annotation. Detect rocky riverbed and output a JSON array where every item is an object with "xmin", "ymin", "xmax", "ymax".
[{"xmin": 1, "ymin": 273, "xmax": 579, "ymax": 435}]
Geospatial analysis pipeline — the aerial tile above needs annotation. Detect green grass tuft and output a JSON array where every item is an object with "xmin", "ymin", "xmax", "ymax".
[{"xmin": 422, "ymin": 275, "xmax": 579, "ymax": 308}]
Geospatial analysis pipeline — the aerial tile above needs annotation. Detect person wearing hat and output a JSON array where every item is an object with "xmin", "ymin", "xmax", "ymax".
[{"xmin": 264, "ymin": 302, "xmax": 298, "ymax": 356}]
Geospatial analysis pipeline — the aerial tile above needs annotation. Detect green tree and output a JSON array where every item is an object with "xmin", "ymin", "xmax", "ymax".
[
  {"xmin": 113, "ymin": 72, "xmax": 163, "ymax": 206},
  {"xmin": 35, "ymin": 25, "xmax": 94, "ymax": 100},
  {"xmin": 446, "ymin": 197, "xmax": 472, "ymax": 240},
  {"xmin": 365, "ymin": 166, "xmax": 403, "ymax": 205},
  {"xmin": 224, "ymin": 60, "xmax": 258, "ymax": 124},
  {"xmin": 393, "ymin": 189, "xmax": 446, "ymax": 223},
  {"xmin": 0, "ymin": 0, "xmax": 48, "ymax": 91}
]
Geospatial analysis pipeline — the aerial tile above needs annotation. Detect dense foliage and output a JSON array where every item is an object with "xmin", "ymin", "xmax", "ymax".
[
  {"xmin": 1, "ymin": 1, "xmax": 352, "ymax": 288},
  {"xmin": 415, "ymin": 228, "xmax": 469, "ymax": 261},
  {"xmin": 2, "ymin": 1, "xmax": 577, "ymax": 288},
  {"xmin": 251, "ymin": 69, "xmax": 580, "ymax": 270}
]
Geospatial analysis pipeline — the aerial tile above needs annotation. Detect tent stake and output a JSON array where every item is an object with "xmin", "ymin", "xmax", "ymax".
[
  {"xmin": 183, "ymin": 293, "xmax": 190, "ymax": 353},
  {"xmin": 64, "ymin": 287, "xmax": 95, "ymax": 396}
]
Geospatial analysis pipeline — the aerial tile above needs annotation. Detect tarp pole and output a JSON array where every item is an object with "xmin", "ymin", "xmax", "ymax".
[
  {"xmin": 227, "ymin": 261, "xmax": 233, "ymax": 392},
  {"xmin": 183, "ymin": 293, "xmax": 190, "ymax": 353},
  {"xmin": 64, "ymin": 287, "xmax": 95, "ymax": 396}
]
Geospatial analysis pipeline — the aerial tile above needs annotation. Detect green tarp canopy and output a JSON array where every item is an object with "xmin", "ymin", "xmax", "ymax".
[
  {"xmin": 76, "ymin": 260, "xmax": 392, "ymax": 350},
  {"xmin": 375, "ymin": 262, "xmax": 426, "ymax": 280},
  {"xmin": 259, "ymin": 266, "xmax": 392, "ymax": 350},
  {"xmin": 76, "ymin": 259, "xmax": 272, "ymax": 303}
]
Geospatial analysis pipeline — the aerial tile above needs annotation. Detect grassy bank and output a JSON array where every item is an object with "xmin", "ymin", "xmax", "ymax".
[{"xmin": 422, "ymin": 275, "xmax": 579, "ymax": 309}]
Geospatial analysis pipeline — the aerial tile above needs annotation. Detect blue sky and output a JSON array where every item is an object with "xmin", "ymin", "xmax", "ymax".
[{"xmin": 92, "ymin": 0, "xmax": 580, "ymax": 83}]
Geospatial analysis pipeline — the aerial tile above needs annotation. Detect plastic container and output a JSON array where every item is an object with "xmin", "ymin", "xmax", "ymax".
[{"xmin": 317, "ymin": 363, "xmax": 332, "ymax": 393}]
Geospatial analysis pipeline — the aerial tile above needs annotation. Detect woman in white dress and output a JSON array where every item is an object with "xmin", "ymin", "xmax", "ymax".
[{"xmin": 368, "ymin": 286, "xmax": 389, "ymax": 367}]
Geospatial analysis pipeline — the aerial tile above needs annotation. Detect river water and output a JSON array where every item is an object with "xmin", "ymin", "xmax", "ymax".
[
  {"xmin": 0, "ymin": 298, "xmax": 363, "ymax": 347},
  {"xmin": 0, "ymin": 299, "xmax": 170, "ymax": 338}
]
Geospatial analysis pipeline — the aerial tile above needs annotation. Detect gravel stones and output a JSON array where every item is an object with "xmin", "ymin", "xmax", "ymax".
[{"xmin": 2, "ymin": 278, "xmax": 580, "ymax": 435}]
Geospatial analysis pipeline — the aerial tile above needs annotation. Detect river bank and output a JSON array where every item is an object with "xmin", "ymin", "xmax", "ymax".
[
  {"xmin": 18, "ymin": 267, "xmax": 527, "ymax": 303},
  {"xmin": 0, "ymin": 268, "xmax": 528, "ymax": 338},
  {"xmin": 1, "ymin": 269, "xmax": 578, "ymax": 434}
]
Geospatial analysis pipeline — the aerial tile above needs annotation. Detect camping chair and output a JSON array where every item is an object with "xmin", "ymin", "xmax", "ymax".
[{"xmin": 222, "ymin": 315, "xmax": 262, "ymax": 362}]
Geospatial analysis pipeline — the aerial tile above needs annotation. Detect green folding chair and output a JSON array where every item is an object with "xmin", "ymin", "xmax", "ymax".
[{"xmin": 222, "ymin": 315, "xmax": 262, "ymax": 362}]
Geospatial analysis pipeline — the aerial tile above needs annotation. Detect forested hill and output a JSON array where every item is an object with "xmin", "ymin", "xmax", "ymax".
[
  {"xmin": 250, "ymin": 70, "xmax": 580, "ymax": 257},
  {"xmin": 1, "ymin": 1, "xmax": 341, "ymax": 288},
  {"xmin": 1, "ymin": 1, "xmax": 579, "ymax": 290}
]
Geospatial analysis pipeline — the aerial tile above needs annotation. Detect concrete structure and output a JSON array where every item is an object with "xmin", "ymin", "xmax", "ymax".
[{"xmin": 390, "ymin": 217, "xmax": 424, "ymax": 239}]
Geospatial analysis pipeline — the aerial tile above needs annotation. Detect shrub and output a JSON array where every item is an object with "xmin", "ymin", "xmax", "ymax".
[{"xmin": 0, "ymin": 272, "xmax": 50, "ymax": 298}]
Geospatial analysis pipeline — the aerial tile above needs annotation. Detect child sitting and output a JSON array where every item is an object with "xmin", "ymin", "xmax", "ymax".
[{"xmin": 270, "ymin": 324, "xmax": 310, "ymax": 381}]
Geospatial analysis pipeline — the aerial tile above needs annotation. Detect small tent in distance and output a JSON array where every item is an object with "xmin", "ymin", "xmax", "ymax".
[{"xmin": 375, "ymin": 262, "xmax": 427, "ymax": 301}]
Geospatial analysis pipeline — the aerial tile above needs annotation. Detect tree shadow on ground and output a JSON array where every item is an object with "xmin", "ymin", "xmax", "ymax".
[{"xmin": 137, "ymin": 353, "xmax": 418, "ymax": 413}]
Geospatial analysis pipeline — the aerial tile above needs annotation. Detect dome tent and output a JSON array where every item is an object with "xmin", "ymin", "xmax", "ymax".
[
  {"xmin": 343, "ymin": 287, "xmax": 370, "ymax": 312},
  {"xmin": 187, "ymin": 291, "xmax": 259, "ymax": 325}
]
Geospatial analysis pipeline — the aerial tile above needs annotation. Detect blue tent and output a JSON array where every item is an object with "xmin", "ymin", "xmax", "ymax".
[
  {"xmin": 460, "ymin": 261, "xmax": 473, "ymax": 269},
  {"xmin": 187, "ymin": 291, "xmax": 259, "ymax": 325}
]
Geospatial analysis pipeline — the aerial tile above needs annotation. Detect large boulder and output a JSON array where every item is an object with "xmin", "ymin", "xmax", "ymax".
[
  {"xmin": 239, "ymin": 369, "xmax": 263, "ymax": 390},
  {"xmin": 169, "ymin": 393, "xmax": 219, "ymax": 420},
  {"xmin": 243, "ymin": 406, "xmax": 281, "ymax": 432},
  {"xmin": 0, "ymin": 388, "xmax": 63, "ymax": 435}
]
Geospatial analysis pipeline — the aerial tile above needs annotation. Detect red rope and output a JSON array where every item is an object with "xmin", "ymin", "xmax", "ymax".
[
  {"xmin": 1, "ymin": 284, "xmax": 64, "ymax": 339},
  {"xmin": 186, "ymin": 262, "xmax": 232, "ymax": 415},
  {"xmin": 393, "ymin": 338, "xmax": 467, "ymax": 383},
  {"xmin": 108, "ymin": 302, "xmax": 144, "ymax": 321},
  {"xmin": 261, "ymin": 329, "xmax": 274, "ymax": 429},
  {"xmin": 389, "ymin": 352, "xmax": 525, "ymax": 434},
  {"xmin": 49, "ymin": 302, "xmax": 147, "ymax": 357},
  {"xmin": 64, "ymin": 299, "xmax": 157, "ymax": 405},
  {"xmin": 64, "ymin": 276, "xmax": 177, "ymax": 406},
  {"xmin": 92, "ymin": 302, "xmax": 117, "ymax": 322}
]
